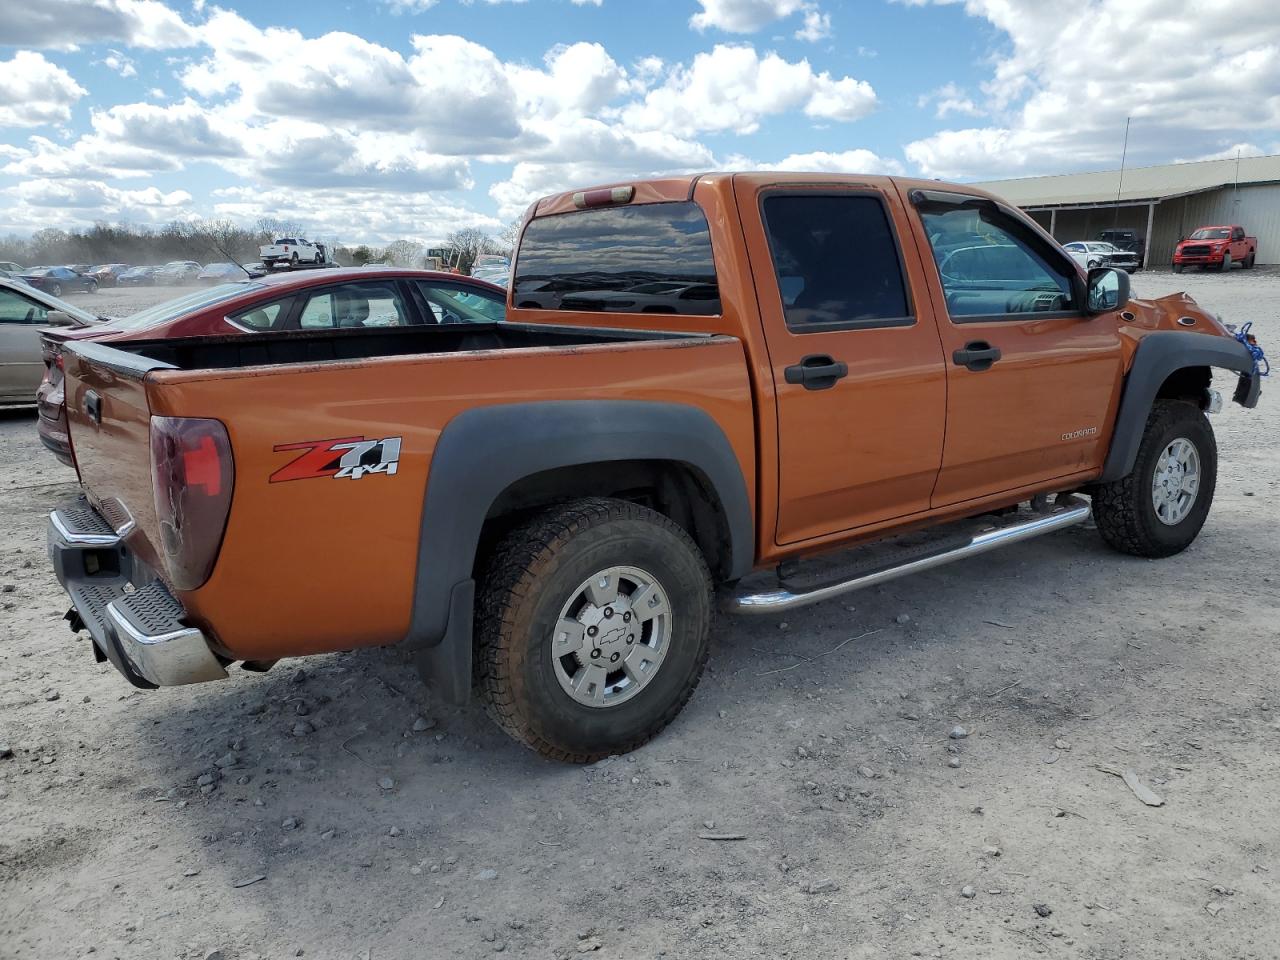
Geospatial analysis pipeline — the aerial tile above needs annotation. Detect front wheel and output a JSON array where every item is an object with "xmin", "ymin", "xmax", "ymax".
[
  {"xmin": 1220, "ymin": 252, "xmax": 1232, "ymax": 272},
  {"xmin": 1092, "ymin": 400, "xmax": 1217, "ymax": 558},
  {"xmin": 476, "ymin": 497, "xmax": 713, "ymax": 762},
  {"xmin": 1173, "ymin": 264, "xmax": 1184, "ymax": 274},
  {"xmin": 86, "ymin": 280, "xmax": 98, "ymax": 295},
  {"xmin": 49, "ymin": 282, "xmax": 62, "ymax": 297}
]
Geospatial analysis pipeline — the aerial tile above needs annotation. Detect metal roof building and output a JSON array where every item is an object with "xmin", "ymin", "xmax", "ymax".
[{"xmin": 975, "ymin": 154, "xmax": 1280, "ymax": 267}]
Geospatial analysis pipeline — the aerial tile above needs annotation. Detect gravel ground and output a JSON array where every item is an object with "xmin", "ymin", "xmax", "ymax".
[
  {"xmin": 2, "ymin": 269, "xmax": 1278, "ymax": 959},
  {"xmin": 73, "ymin": 283, "xmax": 203, "ymax": 320}
]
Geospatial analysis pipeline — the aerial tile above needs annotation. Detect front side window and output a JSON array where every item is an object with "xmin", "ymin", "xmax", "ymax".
[
  {"xmin": 761, "ymin": 193, "xmax": 911, "ymax": 331},
  {"xmin": 416, "ymin": 281, "xmax": 505, "ymax": 323},
  {"xmin": 513, "ymin": 202, "xmax": 720, "ymax": 315},
  {"xmin": 0, "ymin": 289, "xmax": 46, "ymax": 324},
  {"xmin": 298, "ymin": 282, "xmax": 410, "ymax": 329},
  {"xmin": 920, "ymin": 204, "xmax": 1076, "ymax": 319}
]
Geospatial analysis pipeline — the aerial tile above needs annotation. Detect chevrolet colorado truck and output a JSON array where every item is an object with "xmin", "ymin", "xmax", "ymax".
[
  {"xmin": 47, "ymin": 174, "xmax": 1264, "ymax": 762},
  {"xmin": 1173, "ymin": 225, "xmax": 1257, "ymax": 272}
]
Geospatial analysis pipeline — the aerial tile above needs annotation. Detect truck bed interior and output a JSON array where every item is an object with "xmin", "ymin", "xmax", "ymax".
[{"xmin": 69, "ymin": 322, "xmax": 712, "ymax": 373}]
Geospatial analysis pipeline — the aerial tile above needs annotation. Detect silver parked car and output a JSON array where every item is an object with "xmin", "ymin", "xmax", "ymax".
[
  {"xmin": 0, "ymin": 277, "xmax": 101, "ymax": 408},
  {"xmin": 1063, "ymin": 241, "xmax": 1141, "ymax": 273}
]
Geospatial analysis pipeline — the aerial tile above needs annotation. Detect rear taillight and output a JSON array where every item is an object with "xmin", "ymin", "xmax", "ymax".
[{"xmin": 150, "ymin": 416, "xmax": 234, "ymax": 591}]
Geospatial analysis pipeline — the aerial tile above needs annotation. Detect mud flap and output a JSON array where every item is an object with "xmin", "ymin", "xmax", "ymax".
[{"xmin": 414, "ymin": 579, "xmax": 474, "ymax": 705}]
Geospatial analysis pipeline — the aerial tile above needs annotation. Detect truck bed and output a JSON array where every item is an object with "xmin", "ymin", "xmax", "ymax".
[
  {"xmin": 69, "ymin": 321, "xmax": 701, "ymax": 374},
  {"xmin": 60, "ymin": 321, "xmax": 754, "ymax": 662}
]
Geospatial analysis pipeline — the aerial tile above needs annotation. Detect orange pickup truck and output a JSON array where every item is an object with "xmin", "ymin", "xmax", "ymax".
[{"xmin": 48, "ymin": 174, "xmax": 1263, "ymax": 762}]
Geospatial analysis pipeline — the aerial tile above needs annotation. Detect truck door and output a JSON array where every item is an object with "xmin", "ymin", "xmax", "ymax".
[
  {"xmin": 903, "ymin": 188, "xmax": 1124, "ymax": 507},
  {"xmin": 736, "ymin": 178, "xmax": 948, "ymax": 546}
]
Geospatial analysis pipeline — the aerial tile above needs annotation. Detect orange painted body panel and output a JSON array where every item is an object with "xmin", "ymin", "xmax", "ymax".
[
  {"xmin": 61, "ymin": 173, "xmax": 1245, "ymax": 667},
  {"xmin": 142, "ymin": 337, "xmax": 755, "ymax": 660}
]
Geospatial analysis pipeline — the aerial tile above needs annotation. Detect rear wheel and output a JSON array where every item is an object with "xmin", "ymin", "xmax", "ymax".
[
  {"xmin": 476, "ymin": 497, "xmax": 713, "ymax": 762},
  {"xmin": 1245, "ymin": 252, "xmax": 1256, "ymax": 269},
  {"xmin": 1092, "ymin": 400, "xmax": 1217, "ymax": 558},
  {"xmin": 86, "ymin": 280, "xmax": 98, "ymax": 295},
  {"xmin": 290, "ymin": 253, "xmax": 299, "ymax": 266},
  {"xmin": 49, "ymin": 282, "xmax": 62, "ymax": 297}
]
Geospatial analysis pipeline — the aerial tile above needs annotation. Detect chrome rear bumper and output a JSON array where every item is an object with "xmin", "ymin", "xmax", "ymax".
[{"xmin": 48, "ymin": 496, "xmax": 227, "ymax": 688}]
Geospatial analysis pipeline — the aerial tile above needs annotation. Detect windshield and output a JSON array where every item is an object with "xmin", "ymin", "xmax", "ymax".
[
  {"xmin": 1189, "ymin": 228, "xmax": 1231, "ymax": 240},
  {"xmin": 101, "ymin": 282, "xmax": 264, "ymax": 331}
]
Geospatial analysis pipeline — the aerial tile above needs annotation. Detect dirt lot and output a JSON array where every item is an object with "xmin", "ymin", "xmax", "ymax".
[{"xmin": 3, "ymin": 269, "xmax": 1278, "ymax": 960}]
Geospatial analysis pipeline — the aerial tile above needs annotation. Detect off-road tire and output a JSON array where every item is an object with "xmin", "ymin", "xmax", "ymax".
[
  {"xmin": 1092, "ymin": 400, "xmax": 1217, "ymax": 558},
  {"xmin": 476, "ymin": 497, "xmax": 713, "ymax": 763}
]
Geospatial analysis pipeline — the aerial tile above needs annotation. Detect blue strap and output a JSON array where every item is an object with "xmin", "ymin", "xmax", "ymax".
[{"xmin": 1234, "ymin": 322, "xmax": 1270, "ymax": 377}]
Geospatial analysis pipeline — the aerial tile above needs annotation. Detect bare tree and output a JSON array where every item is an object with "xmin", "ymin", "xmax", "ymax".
[
  {"xmin": 496, "ymin": 218, "xmax": 522, "ymax": 257},
  {"xmin": 383, "ymin": 239, "xmax": 424, "ymax": 267},
  {"xmin": 445, "ymin": 227, "xmax": 499, "ymax": 275}
]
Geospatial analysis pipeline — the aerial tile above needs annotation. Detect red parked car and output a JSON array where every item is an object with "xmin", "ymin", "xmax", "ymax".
[
  {"xmin": 37, "ymin": 267, "xmax": 507, "ymax": 464},
  {"xmin": 1173, "ymin": 225, "xmax": 1258, "ymax": 272}
]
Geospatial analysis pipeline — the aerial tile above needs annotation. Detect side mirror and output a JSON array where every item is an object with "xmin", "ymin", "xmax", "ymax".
[
  {"xmin": 45, "ymin": 310, "xmax": 77, "ymax": 327},
  {"xmin": 1087, "ymin": 267, "xmax": 1129, "ymax": 315}
]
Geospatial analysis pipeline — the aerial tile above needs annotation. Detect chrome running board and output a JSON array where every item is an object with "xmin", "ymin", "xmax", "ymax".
[{"xmin": 723, "ymin": 495, "xmax": 1091, "ymax": 615}]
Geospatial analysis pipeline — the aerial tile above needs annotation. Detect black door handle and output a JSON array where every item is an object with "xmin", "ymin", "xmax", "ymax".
[
  {"xmin": 952, "ymin": 341, "xmax": 1002, "ymax": 372},
  {"xmin": 84, "ymin": 389, "xmax": 102, "ymax": 424},
  {"xmin": 784, "ymin": 354, "xmax": 849, "ymax": 391}
]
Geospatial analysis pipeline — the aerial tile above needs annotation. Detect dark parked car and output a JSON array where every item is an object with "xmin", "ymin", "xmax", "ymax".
[
  {"xmin": 1097, "ymin": 229, "xmax": 1146, "ymax": 262},
  {"xmin": 155, "ymin": 260, "xmax": 202, "ymax": 284},
  {"xmin": 197, "ymin": 262, "xmax": 253, "ymax": 284},
  {"xmin": 18, "ymin": 266, "xmax": 98, "ymax": 297},
  {"xmin": 87, "ymin": 264, "xmax": 130, "ymax": 287},
  {"xmin": 118, "ymin": 265, "xmax": 158, "ymax": 287}
]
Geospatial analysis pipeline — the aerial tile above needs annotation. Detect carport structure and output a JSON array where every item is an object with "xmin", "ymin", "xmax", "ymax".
[{"xmin": 976, "ymin": 154, "xmax": 1280, "ymax": 268}]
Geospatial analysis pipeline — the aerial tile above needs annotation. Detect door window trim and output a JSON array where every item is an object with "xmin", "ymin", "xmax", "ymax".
[
  {"xmin": 758, "ymin": 187, "xmax": 917, "ymax": 334},
  {"xmin": 909, "ymin": 189, "xmax": 1086, "ymax": 325},
  {"xmin": 408, "ymin": 279, "xmax": 506, "ymax": 325},
  {"xmin": 282, "ymin": 278, "xmax": 425, "ymax": 330}
]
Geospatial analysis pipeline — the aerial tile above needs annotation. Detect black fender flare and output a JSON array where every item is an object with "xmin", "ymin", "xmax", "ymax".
[
  {"xmin": 1100, "ymin": 331, "xmax": 1258, "ymax": 482},
  {"xmin": 405, "ymin": 400, "xmax": 754, "ymax": 697}
]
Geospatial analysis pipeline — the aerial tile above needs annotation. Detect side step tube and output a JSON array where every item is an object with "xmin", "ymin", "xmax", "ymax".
[{"xmin": 724, "ymin": 496, "xmax": 1091, "ymax": 615}]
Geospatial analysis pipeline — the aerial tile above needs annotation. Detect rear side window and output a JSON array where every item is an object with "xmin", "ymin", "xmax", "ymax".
[
  {"xmin": 513, "ymin": 202, "xmax": 720, "ymax": 315},
  {"xmin": 761, "ymin": 194, "xmax": 912, "ymax": 331},
  {"xmin": 298, "ymin": 282, "xmax": 410, "ymax": 329},
  {"xmin": 229, "ymin": 299, "xmax": 290, "ymax": 332}
]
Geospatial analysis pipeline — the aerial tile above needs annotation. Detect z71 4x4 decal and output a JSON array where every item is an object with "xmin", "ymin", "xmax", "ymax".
[{"xmin": 270, "ymin": 436, "xmax": 403, "ymax": 483}]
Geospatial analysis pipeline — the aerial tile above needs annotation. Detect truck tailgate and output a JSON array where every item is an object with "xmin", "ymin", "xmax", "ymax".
[{"xmin": 62, "ymin": 342, "xmax": 167, "ymax": 574}]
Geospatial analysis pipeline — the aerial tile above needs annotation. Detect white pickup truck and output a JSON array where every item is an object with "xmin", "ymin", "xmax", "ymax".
[{"xmin": 259, "ymin": 238, "xmax": 326, "ymax": 268}]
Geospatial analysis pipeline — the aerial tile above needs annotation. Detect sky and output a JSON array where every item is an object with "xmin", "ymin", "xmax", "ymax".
[{"xmin": 1, "ymin": 0, "xmax": 1278, "ymax": 246}]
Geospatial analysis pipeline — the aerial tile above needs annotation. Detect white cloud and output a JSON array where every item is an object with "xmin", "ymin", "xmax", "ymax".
[
  {"xmin": 0, "ymin": 51, "xmax": 86, "ymax": 127},
  {"xmin": 794, "ymin": 9, "xmax": 831, "ymax": 42},
  {"xmin": 0, "ymin": 0, "xmax": 199, "ymax": 50},
  {"xmin": 902, "ymin": 0, "xmax": 1280, "ymax": 179},
  {"xmin": 0, "ymin": 178, "xmax": 194, "ymax": 233},
  {"xmin": 91, "ymin": 99, "xmax": 244, "ymax": 158},
  {"xmin": 96, "ymin": 49, "xmax": 138, "ymax": 77},
  {"xmin": 735, "ymin": 148, "xmax": 905, "ymax": 175},
  {"xmin": 623, "ymin": 45, "xmax": 875, "ymax": 135},
  {"xmin": 918, "ymin": 82, "xmax": 980, "ymax": 119},
  {"xmin": 2, "ymin": 133, "xmax": 181, "ymax": 178},
  {"xmin": 211, "ymin": 185, "xmax": 502, "ymax": 246},
  {"xmin": 691, "ymin": 0, "xmax": 810, "ymax": 33}
]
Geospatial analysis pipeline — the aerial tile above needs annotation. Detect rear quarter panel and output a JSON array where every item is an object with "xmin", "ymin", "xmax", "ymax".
[{"xmin": 148, "ymin": 336, "xmax": 755, "ymax": 660}]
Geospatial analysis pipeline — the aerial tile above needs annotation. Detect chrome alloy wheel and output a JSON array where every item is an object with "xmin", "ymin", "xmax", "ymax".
[
  {"xmin": 1151, "ymin": 437, "xmax": 1201, "ymax": 526},
  {"xmin": 551, "ymin": 565, "xmax": 672, "ymax": 708}
]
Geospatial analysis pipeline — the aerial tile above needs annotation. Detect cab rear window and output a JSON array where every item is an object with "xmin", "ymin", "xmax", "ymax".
[{"xmin": 513, "ymin": 202, "xmax": 720, "ymax": 316}]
